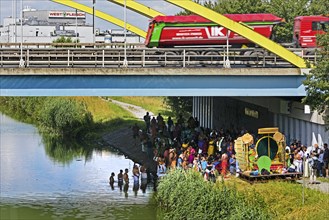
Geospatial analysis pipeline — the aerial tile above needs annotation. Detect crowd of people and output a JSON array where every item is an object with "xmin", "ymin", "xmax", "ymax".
[
  {"xmin": 138, "ymin": 112, "xmax": 329, "ymax": 183},
  {"xmin": 109, "ymin": 112, "xmax": 329, "ymax": 191}
]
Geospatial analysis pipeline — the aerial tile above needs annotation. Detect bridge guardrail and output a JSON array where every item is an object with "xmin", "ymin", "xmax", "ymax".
[{"xmin": 0, "ymin": 46, "xmax": 320, "ymax": 68}]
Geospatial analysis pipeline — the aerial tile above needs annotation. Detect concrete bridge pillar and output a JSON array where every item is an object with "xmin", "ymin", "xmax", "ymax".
[{"xmin": 193, "ymin": 97, "xmax": 213, "ymax": 129}]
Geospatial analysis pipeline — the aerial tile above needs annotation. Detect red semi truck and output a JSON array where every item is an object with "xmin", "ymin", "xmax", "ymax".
[
  {"xmin": 145, "ymin": 14, "xmax": 328, "ymax": 48},
  {"xmin": 293, "ymin": 15, "xmax": 329, "ymax": 48}
]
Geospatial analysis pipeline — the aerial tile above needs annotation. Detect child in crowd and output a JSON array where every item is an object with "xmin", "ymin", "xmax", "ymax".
[{"xmin": 229, "ymin": 154, "xmax": 236, "ymax": 175}]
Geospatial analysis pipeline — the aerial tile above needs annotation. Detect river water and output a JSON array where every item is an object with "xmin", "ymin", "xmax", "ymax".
[{"xmin": 0, "ymin": 114, "xmax": 158, "ymax": 220}]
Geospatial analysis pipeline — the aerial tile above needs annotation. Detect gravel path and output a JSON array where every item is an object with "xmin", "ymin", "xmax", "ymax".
[
  {"xmin": 107, "ymin": 98, "xmax": 155, "ymax": 120},
  {"xmin": 296, "ymin": 179, "xmax": 329, "ymax": 194}
]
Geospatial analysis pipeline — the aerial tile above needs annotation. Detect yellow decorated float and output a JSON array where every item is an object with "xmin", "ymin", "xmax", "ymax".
[{"xmin": 235, "ymin": 128, "xmax": 301, "ymax": 182}]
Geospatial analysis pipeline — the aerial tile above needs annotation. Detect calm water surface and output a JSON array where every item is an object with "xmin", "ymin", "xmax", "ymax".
[{"xmin": 0, "ymin": 114, "xmax": 159, "ymax": 220}]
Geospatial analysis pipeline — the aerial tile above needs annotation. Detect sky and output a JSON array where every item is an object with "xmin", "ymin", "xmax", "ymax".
[{"xmin": 0, "ymin": 0, "xmax": 188, "ymax": 31}]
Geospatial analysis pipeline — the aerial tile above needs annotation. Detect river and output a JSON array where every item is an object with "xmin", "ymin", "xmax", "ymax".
[{"xmin": 0, "ymin": 114, "xmax": 159, "ymax": 220}]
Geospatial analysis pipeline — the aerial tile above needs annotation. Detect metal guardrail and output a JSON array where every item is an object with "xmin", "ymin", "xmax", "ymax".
[{"xmin": 0, "ymin": 44, "xmax": 320, "ymax": 68}]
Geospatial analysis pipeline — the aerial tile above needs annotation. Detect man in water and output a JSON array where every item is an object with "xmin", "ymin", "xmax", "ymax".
[
  {"xmin": 109, "ymin": 172, "xmax": 115, "ymax": 190},
  {"xmin": 117, "ymin": 170, "xmax": 124, "ymax": 191},
  {"xmin": 123, "ymin": 168, "xmax": 129, "ymax": 184}
]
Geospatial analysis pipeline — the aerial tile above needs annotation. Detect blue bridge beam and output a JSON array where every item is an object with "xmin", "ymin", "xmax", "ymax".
[{"xmin": 0, "ymin": 68, "xmax": 306, "ymax": 97}]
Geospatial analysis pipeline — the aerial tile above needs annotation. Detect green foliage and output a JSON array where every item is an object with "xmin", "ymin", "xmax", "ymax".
[
  {"xmin": 267, "ymin": 0, "xmax": 310, "ymax": 42},
  {"xmin": 226, "ymin": 179, "xmax": 329, "ymax": 219},
  {"xmin": 52, "ymin": 36, "xmax": 79, "ymax": 44},
  {"xmin": 303, "ymin": 31, "xmax": 329, "ymax": 128},
  {"xmin": 164, "ymin": 97, "xmax": 192, "ymax": 119},
  {"xmin": 43, "ymin": 134, "xmax": 94, "ymax": 165},
  {"xmin": 0, "ymin": 97, "xmax": 46, "ymax": 123},
  {"xmin": 39, "ymin": 98, "xmax": 93, "ymax": 136},
  {"xmin": 308, "ymin": 0, "xmax": 329, "ymax": 15},
  {"xmin": 156, "ymin": 169, "xmax": 271, "ymax": 220}
]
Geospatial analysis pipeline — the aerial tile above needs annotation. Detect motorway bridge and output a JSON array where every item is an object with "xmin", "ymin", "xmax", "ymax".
[
  {"xmin": 0, "ymin": 44, "xmax": 311, "ymax": 97},
  {"xmin": 0, "ymin": 44, "xmax": 327, "ymax": 148}
]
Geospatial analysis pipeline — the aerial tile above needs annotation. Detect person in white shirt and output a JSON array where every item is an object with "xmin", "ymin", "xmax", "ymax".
[{"xmin": 308, "ymin": 151, "xmax": 319, "ymax": 184}]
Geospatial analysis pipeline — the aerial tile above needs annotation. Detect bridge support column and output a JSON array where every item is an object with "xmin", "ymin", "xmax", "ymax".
[{"xmin": 193, "ymin": 97, "xmax": 213, "ymax": 129}]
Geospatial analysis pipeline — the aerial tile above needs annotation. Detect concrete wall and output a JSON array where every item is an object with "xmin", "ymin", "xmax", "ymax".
[
  {"xmin": 211, "ymin": 97, "xmax": 272, "ymax": 134},
  {"xmin": 193, "ymin": 96, "xmax": 328, "ymax": 147}
]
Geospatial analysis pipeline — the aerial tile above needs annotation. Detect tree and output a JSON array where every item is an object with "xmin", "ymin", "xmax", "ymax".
[
  {"xmin": 303, "ymin": 31, "xmax": 329, "ymax": 128},
  {"xmin": 308, "ymin": 0, "xmax": 329, "ymax": 15},
  {"xmin": 52, "ymin": 36, "xmax": 80, "ymax": 47},
  {"xmin": 40, "ymin": 98, "xmax": 93, "ymax": 137},
  {"xmin": 165, "ymin": 97, "xmax": 193, "ymax": 119}
]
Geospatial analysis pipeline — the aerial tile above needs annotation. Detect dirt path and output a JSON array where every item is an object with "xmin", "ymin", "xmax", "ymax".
[
  {"xmin": 107, "ymin": 98, "xmax": 155, "ymax": 120},
  {"xmin": 296, "ymin": 179, "xmax": 329, "ymax": 194},
  {"xmin": 102, "ymin": 98, "xmax": 157, "ymax": 173}
]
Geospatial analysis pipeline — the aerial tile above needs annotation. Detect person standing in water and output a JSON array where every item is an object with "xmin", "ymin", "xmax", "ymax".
[
  {"xmin": 123, "ymin": 168, "xmax": 129, "ymax": 184},
  {"xmin": 117, "ymin": 170, "xmax": 124, "ymax": 191},
  {"xmin": 109, "ymin": 172, "xmax": 115, "ymax": 190}
]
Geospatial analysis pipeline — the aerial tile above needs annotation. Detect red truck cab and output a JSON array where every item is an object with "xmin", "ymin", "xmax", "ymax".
[{"xmin": 293, "ymin": 15, "xmax": 329, "ymax": 48}]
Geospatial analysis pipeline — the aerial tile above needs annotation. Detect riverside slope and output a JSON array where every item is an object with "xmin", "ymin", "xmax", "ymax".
[{"xmin": 102, "ymin": 99, "xmax": 157, "ymax": 173}]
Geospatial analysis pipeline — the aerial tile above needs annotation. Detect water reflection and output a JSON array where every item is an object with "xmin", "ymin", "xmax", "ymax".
[
  {"xmin": 0, "ymin": 113, "xmax": 158, "ymax": 220},
  {"xmin": 42, "ymin": 135, "xmax": 94, "ymax": 165}
]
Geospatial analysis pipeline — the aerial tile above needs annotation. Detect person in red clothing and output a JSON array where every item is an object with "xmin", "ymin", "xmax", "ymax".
[{"xmin": 221, "ymin": 153, "xmax": 229, "ymax": 178}]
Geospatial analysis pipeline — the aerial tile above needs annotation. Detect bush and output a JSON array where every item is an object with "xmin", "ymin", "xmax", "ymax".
[
  {"xmin": 156, "ymin": 169, "xmax": 271, "ymax": 220},
  {"xmin": 39, "ymin": 98, "xmax": 93, "ymax": 137}
]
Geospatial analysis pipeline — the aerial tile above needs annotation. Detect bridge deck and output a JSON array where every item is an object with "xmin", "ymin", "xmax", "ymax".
[{"xmin": 0, "ymin": 67, "xmax": 306, "ymax": 97}]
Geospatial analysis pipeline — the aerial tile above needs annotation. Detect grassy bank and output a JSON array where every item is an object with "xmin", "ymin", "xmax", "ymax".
[
  {"xmin": 109, "ymin": 97, "xmax": 173, "ymax": 118},
  {"xmin": 0, "ymin": 96, "xmax": 170, "ymax": 138},
  {"xmin": 69, "ymin": 97, "xmax": 140, "ymax": 134},
  {"xmin": 224, "ymin": 178, "xmax": 329, "ymax": 219},
  {"xmin": 156, "ymin": 170, "xmax": 329, "ymax": 220},
  {"xmin": 157, "ymin": 169, "xmax": 271, "ymax": 220},
  {"xmin": 0, "ymin": 97, "xmax": 140, "ymax": 138}
]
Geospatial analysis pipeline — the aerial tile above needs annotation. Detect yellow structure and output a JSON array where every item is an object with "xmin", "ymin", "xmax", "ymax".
[
  {"xmin": 51, "ymin": 0, "xmax": 147, "ymax": 38},
  {"xmin": 165, "ymin": 0, "xmax": 308, "ymax": 68},
  {"xmin": 108, "ymin": 0, "xmax": 164, "ymax": 18},
  {"xmin": 235, "ymin": 129, "xmax": 286, "ymax": 172}
]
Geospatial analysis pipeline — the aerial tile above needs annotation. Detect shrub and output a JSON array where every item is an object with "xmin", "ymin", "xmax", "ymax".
[
  {"xmin": 39, "ymin": 98, "xmax": 93, "ymax": 137},
  {"xmin": 156, "ymin": 169, "xmax": 271, "ymax": 220}
]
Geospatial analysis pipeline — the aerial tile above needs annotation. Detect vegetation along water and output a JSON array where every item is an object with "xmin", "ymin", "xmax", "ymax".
[{"xmin": 0, "ymin": 113, "xmax": 159, "ymax": 220}]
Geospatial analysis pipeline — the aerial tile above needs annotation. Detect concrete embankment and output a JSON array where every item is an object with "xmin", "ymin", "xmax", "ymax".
[{"xmin": 103, "ymin": 127, "xmax": 157, "ymax": 173}]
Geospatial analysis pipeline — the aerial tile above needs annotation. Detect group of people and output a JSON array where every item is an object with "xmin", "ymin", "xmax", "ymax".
[
  {"xmin": 139, "ymin": 112, "xmax": 329, "ymax": 183},
  {"xmin": 109, "ymin": 164, "xmax": 149, "ymax": 194},
  {"xmin": 286, "ymin": 142, "xmax": 329, "ymax": 183},
  {"xmin": 140, "ymin": 112, "xmax": 250, "ymax": 181}
]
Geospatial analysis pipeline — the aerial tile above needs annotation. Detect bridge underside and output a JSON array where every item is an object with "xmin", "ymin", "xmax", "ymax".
[{"xmin": 0, "ymin": 68, "xmax": 306, "ymax": 96}]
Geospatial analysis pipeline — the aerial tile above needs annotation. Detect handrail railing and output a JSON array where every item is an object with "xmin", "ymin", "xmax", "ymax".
[{"xmin": 0, "ymin": 47, "xmax": 320, "ymax": 68}]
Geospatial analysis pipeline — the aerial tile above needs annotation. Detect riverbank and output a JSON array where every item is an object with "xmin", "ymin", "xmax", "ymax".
[{"xmin": 102, "ymin": 127, "xmax": 157, "ymax": 174}]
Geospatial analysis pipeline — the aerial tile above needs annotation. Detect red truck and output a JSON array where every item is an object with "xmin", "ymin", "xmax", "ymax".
[
  {"xmin": 293, "ymin": 15, "xmax": 329, "ymax": 48},
  {"xmin": 145, "ymin": 14, "xmax": 328, "ymax": 48},
  {"xmin": 145, "ymin": 14, "xmax": 283, "ymax": 48}
]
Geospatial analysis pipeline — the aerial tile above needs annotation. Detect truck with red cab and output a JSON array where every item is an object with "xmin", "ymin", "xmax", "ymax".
[{"xmin": 293, "ymin": 15, "xmax": 328, "ymax": 48}]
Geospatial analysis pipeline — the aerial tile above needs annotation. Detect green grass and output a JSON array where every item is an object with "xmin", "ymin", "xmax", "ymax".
[
  {"xmin": 157, "ymin": 169, "xmax": 271, "ymax": 220},
  {"xmin": 158, "ymin": 170, "xmax": 329, "ymax": 220},
  {"xmin": 108, "ymin": 97, "xmax": 173, "ymax": 118},
  {"xmin": 318, "ymin": 177, "xmax": 329, "ymax": 183},
  {"xmin": 225, "ymin": 177, "xmax": 329, "ymax": 220},
  {"xmin": 69, "ymin": 97, "xmax": 135, "ymax": 122},
  {"xmin": 69, "ymin": 97, "xmax": 142, "ymax": 134}
]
